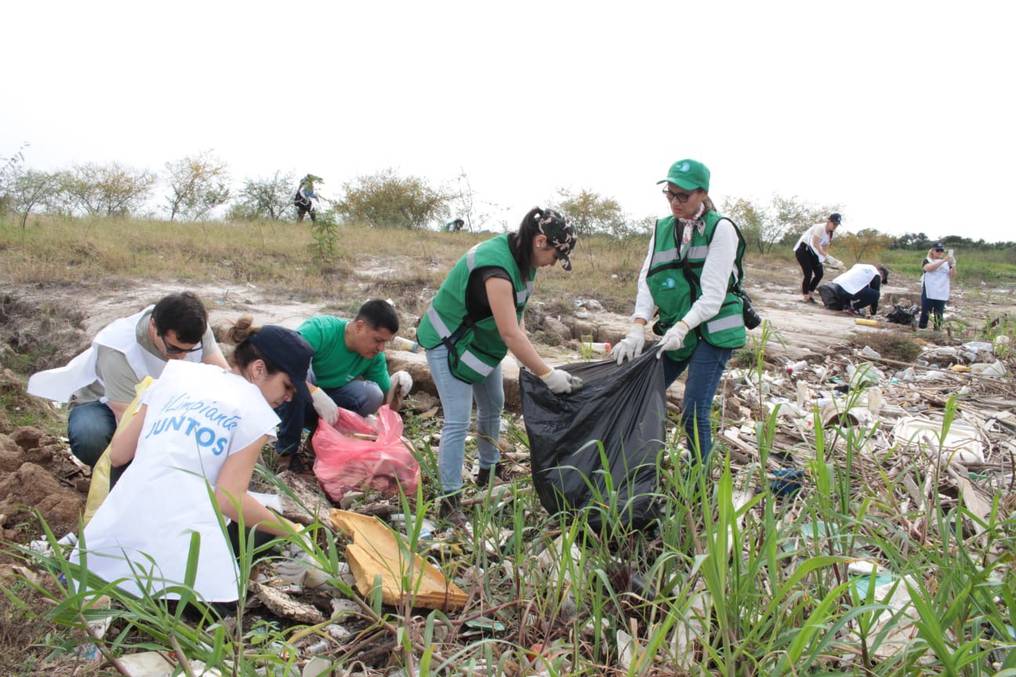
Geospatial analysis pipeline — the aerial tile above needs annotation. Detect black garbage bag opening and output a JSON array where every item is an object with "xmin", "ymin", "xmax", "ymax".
[{"xmin": 520, "ymin": 349, "xmax": 667, "ymax": 530}]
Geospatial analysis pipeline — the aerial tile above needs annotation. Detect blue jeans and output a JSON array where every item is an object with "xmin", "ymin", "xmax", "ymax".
[
  {"xmin": 663, "ymin": 340, "xmax": 732, "ymax": 466},
  {"xmin": 426, "ymin": 344, "xmax": 504, "ymax": 494},
  {"xmin": 67, "ymin": 400, "xmax": 117, "ymax": 467},
  {"xmin": 919, "ymin": 285, "xmax": 946, "ymax": 330},
  {"xmin": 275, "ymin": 379, "xmax": 385, "ymax": 454}
]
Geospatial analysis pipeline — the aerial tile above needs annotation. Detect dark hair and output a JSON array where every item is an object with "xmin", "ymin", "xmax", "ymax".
[
  {"xmin": 355, "ymin": 299, "xmax": 399, "ymax": 333},
  {"xmin": 508, "ymin": 207, "xmax": 547, "ymax": 278},
  {"xmin": 224, "ymin": 315, "xmax": 281, "ymax": 373},
  {"xmin": 151, "ymin": 292, "xmax": 208, "ymax": 344},
  {"xmin": 876, "ymin": 265, "xmax": 889, "ymax": 284},
  {"xmin": 829, "ymin": 213, "xmax": 842, "ymax": 225}
]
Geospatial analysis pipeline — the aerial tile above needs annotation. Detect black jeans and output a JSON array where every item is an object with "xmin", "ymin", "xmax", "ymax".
[
  {"xmin": 919, "ymin": 285, "xmax": 946, "ymax": 329},
  {"xmin": 795, "ymin": 244, "xmax": 823, "ymax": 294}
]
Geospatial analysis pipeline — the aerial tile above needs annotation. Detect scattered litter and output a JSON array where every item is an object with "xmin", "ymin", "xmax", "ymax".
[
  {"xmin": 302, "ymin": 657, "xmax": 333, "ymax": 677},
  {"xmin": 892, "ymin": 416, "xmax": 986, "ymax": 465},
  {"xmin": 970, "ymin": 361, "xmax": 1006, "ymax": 378},
  {"xmin": 768, "ymin": 468, "xmax": 804, "ymax": 497},
  {"xmin": 330, "ymin": 509, "xmax": 468, "ymax": 610},
  {"xmin": 250, "ymin": 581, "xmax": 326, "ymax": 624},
  {"xmin": 859, "ymin": 345, "xmax": 881, "ymax": 360}
]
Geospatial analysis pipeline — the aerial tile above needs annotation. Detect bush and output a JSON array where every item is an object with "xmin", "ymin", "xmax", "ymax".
[{"xmin": 336, "ymin": 169, "xmax": 448, "ymax": 229}]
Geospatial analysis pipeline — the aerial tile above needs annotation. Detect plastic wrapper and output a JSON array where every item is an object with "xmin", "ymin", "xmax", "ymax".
[
  {"xmin": 520, "ymin": 350, "xmax": 666, "ymax": 530},
  {"xmin": 311, "ymin": 405, "xmax": 420, "ymax": 502}
]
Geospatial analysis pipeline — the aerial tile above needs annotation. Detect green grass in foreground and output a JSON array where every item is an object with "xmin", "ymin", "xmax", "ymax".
[{"xmin": 2, "ymin": 389, "xmax": 1014, "ymax": 675}]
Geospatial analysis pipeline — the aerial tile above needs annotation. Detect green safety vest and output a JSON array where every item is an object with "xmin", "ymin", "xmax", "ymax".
[
  {"xmin": 646, "ymin": 211, "xmax": 747, "ymax": 362},
  {"xmin": 417, "ymin": 234, "xmax": 535, "ymax": 384}
]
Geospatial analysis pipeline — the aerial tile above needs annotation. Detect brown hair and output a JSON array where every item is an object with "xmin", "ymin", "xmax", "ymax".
[{"xmin": 223, "ymin": 315, "xmax": 281, "ymax": 374}]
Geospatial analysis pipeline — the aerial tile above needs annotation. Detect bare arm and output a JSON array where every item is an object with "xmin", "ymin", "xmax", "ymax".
[
  {"xmin": 923, "ymin": 256, "xmax": 948, "ymax": 272},
  {"xmin": 812, "ymin": 232, "xmax": 829, "ymax": 257},
  {"xmin": 215, "ymin": 436, "xmax": 291, "ymax": 537},
  {"xmin": 110, "ymin": 404, "xmax": 147, "ymax": 467},
  {"xmin": 107, "ymin": 400, "xmax": 129, "ymax": 422},
  {"xmin": 486, "ymin": 277, "xmax": 550, "ymax": 376}
]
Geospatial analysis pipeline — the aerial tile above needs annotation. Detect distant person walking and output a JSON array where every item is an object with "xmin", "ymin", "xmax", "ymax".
[
  {"xmin": 294, "ymin": 174, "xmax": 322, "ymax": 223},
  {"xmin": 793, "ymin": 213, "xmax": 841, "ymax": 303},
  {"xmin": 919, "ymin": 242, "xmax": 955, "ymax": 330}
]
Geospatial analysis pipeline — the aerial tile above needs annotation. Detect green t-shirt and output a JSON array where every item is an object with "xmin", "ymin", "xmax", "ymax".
[{"xmin": 299, "ymin": 316, "xmax": 391, "ymax": 393}]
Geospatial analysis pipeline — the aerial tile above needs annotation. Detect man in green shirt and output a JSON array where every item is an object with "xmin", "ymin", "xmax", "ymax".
[{"xmin": 276, "ymin": 299, "xmax": 413, "ymax": 455}]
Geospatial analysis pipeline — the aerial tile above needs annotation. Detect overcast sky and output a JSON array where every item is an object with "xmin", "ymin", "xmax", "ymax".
[{"xmin": 3, "ymin": 1, "xmax": 1014, "ymax": 241}]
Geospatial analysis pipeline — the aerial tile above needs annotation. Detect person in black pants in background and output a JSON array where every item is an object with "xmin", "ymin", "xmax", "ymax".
[{"xmin": 792, "ymin": 213, "xmax": 841, "ymax": 303}]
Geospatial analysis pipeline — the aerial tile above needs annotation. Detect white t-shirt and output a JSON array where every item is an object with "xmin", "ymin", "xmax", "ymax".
[
  {"xmin": 75, "ymin": 360, "xmax": 280, "ymax": 602},
  {"xmin": 922, "ymin": 258, "xmax": 951, "ymax": 301},
  {"xmin": 793, "ymin": 223, "xmax": 832, "ymax": 260},
  {"xmin": 832, "ymin": 264, "xmax": 880, "ymax": 295}
]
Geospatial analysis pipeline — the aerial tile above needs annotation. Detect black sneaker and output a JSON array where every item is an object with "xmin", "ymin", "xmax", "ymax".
[
  {"xmin": 438, "ymin": 493, "xmax": 467, "ymax": 528},
  {"xmin": 475, "ymin": 463, "xmax": 504, "ymax": 487}
]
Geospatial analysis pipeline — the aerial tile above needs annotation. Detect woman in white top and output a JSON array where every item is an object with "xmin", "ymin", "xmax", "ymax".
[
  {"xmin": 793, "ymin": 213, "xmax": 841, "ymax": 303},
  {"xmin": 919, "ymin": 242, "xmax": 955, "ymax": 330},
  {"xmin": 74, "ymin": 318, "xmax": 313, "ymax": 603}
]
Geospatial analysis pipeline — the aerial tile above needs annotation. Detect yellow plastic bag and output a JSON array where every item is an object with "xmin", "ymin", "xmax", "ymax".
[{"xmin": 82, "ymin": 377, "xmax": 154, "ymax": 525}]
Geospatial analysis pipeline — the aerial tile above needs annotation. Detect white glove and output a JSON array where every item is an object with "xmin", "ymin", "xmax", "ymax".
[
  {"xmin": 610, "ymin": 324, "xmax": 646, "ymax": 366},
  {"xmin": 310, "ymin": 387, "xmax": 339, "ymax": 425},
  {"xmin": 391, "ymin": 370, "xmax": 413, "ymax": 397},
  {"xmin": 657, "ymin": 321, "xmax": 690, "ymax": 358},
  {"xmin": 541, "ymin": 368, "xmax": 584, "ymax": 394}
]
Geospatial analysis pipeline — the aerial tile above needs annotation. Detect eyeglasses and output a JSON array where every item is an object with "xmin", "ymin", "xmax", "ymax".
[
  {"xmin": 160, "ymin": 333, "xmax": 203, "ymax": 355},
  {"xmin": 662, "ymin": 188, "xmax": 694, "ymax": 204}
]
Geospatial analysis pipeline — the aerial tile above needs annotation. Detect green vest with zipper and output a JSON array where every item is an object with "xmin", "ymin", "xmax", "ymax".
[
  {"xmin": 417, "ymin": 233, "xmax": 535, "ymax": 384},
  {"xmin": 647, "ymin": 211, "xmax": 747, "ymax": 362}
]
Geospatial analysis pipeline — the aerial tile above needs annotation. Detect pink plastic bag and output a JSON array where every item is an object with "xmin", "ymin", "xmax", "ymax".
[{"xmin": 311, "ymin": 405, "xmax": 420, "ymax": 502}]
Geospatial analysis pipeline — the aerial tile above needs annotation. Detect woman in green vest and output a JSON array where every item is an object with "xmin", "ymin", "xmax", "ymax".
[
  {"xmin": 417, "ymin": 207, "xmax": 581, "ymax": 522},
  {"xmin": 610, "ymin": 159, "xmax": 747, "ymax": 465}
]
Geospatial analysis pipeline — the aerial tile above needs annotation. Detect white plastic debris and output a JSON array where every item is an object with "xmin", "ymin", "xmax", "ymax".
[
  {"xmin": 859, "ymin": 345, "xmax": 881, "ymax": 359},
  {"xmin": 970, "ymin": 361, "xmax": 1006, "ymax": 378},
  {"xmin": 892, "ymin": 416, "xmax": 985, "ymax": 465}
]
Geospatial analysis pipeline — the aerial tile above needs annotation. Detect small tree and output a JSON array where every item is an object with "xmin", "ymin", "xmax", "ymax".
[
  {"xmin": 164, "ymin": 152, "xmax": 231, "ymax": 221},
  {"xmin": 9, "ymin": 169, "xmax": 60, "ymax": 228},
  {"xmin": 839, "ymin": 228, "xmax": 894, "ymax": 263},
  {"xmin": 59, "ymin": 163, "xmax": 156, "ymax": 217},
  {"xmin": 0, "ymin": 144, "xmax": 28, "ymax": 214},
  {"xmin": 555, "ymin": 188, "xmax": 625, "ymax": 236},
  {"xmin": 723, "ymin": 195, "xmax": 840, "ymax": 254},
  {"xmin": 337, "ymin": 169, "xmax": 449, "ymax": 229},
  {"xmin": 228, "ymin": 172, "xmax": 295, "ymax": 221}
]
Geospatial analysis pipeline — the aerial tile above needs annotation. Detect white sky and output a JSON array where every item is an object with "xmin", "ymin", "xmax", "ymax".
[{"xmin": 3, "ymin": 1, "xmax": 1014, "ymax": 241}]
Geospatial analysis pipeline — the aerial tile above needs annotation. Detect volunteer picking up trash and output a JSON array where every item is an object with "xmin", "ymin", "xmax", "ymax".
[
  {"xmin": 793, "ymin": 213, "xmax": 841, "ymax": 303},
  {"xmin": 417, "ymin": 207, "xmax": 581, "ymax": 525},
  {"xmin": 919, "ymin": 242, "xmax": 955, "ymax": 330},
  {"xmin": 294, "ymin": 173, "xmax": 323, "ymax": 223},
  {"xmin": 610, "ymin": 159, "xmax": 748, "ymax": 466},
  {"xmin": 27, "ymin": 292, "xmax": 229, "ymax": 480},
  {"xmin": 275, "ymin": 299, "xmax": 413, "ymax": 467},
  {"xmin": 817, "ymin": 263, "xmax": 889, "ymax": 316},
  {"xmin": 72, "ymin": 320, "xmax": 314, "ymax": 604}
]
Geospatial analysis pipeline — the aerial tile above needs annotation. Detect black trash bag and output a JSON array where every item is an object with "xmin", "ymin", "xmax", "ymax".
[
  {"xmin": 886, "ymin": 303, "xmax": 920, "ymax": 326},
  {"xmin": 817, "ymin": 283, "xmax": 845, "ymax": 310},
  {"xmin": 520, "ymin": 349, "xmax": 667, "ymax": 530}
]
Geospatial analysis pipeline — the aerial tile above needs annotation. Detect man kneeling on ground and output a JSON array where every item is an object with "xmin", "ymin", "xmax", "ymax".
[
  {"xmin": 275, "ymin": 299, "xmax": 413, "ymax": 459},
  {"xmin": 27, "ymin": 292, "xmax": 229, "ymax": 471},
  {"xmin": 817, "ymin": 264, "xmax": 889, "ymax": 317}
]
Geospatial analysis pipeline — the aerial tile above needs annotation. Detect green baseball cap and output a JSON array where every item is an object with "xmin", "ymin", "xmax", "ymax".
[{"xmin": 657, "ymin": 159, "xmax": 710, "ymax": 192}]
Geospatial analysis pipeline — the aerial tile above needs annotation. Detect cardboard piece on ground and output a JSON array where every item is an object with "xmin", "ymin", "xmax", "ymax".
[
  {"xmin": 329, "ymin": 509, "xmax": 467, "ymax": 611},
  {"xmin": 891, "ymin": 416, "xmax": 985, "ymax": 465}
]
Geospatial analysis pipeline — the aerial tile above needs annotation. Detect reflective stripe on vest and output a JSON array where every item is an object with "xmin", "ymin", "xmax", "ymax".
[
  {"xmin": 460, "ymin": 350, "xmax": 495, "ymax": 377},
  {"xmin": 516, "ymin": 281, "xmax": 534, "ymax": 305},
  {"xmin": 707, "ymin": 313, "xmax": 744, "ymax": 334},
  {"xmin": 426, "ymin": 305, "xmax": 452, "ymax": 338},
  {"xmin": 687, "ymin": 245, "xmax": 709, "ymax": 260},
  {"xmin": 650, "ymin": 248, "xmax": 679, "ymax": 267}
]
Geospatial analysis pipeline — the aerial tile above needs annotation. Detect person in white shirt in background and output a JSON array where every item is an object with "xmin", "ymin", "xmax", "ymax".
[
  {"xmin": 824, "ymin": 263, "xmax": 889, "ymax": 317},
  {"xmin": 73, "ymin": 318, "xmax": 314, "ymax": 605},
  {"xmin": 610, "ymin": 159, "xmax": 748, "ymax": 466},
  {"xmin": 919, "ymin": 242, "xmax": 955, "ymax": 330},
  {"xmin": 793, "ymin": 213, "xmax": 841, "ymax": 303}
]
